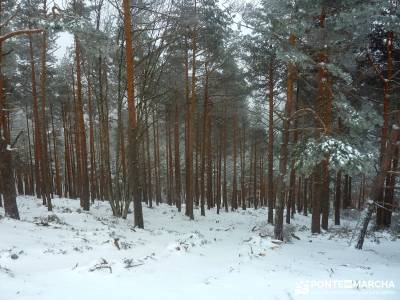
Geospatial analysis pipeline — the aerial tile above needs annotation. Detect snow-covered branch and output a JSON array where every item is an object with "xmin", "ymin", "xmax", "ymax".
[{"xmin": 0, "ymin": 28, "xmax": 43, "ymax": 43}]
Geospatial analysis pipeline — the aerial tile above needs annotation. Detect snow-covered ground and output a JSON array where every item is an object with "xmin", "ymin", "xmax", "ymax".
[{"xmin": 1, "ymin": 196, "xmax": 399, "ymax": 300}]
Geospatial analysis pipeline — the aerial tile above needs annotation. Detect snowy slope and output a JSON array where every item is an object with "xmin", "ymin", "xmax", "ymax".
[{"xmin": 0, "ymin": 196, "xmax": 399, "ymax": 300}]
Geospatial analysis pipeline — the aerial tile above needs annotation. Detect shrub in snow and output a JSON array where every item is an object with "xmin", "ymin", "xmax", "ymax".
[
  {"xmin": 241, "ymin": 235, "xmax": 281, "ymax": 258},
  {"xmin": 167, "ymin": 231, "xmax": 209, "ymax": 252},
  {"xmin": 33, "ymin": 214, "xmax": 66, "ymax": 226}
]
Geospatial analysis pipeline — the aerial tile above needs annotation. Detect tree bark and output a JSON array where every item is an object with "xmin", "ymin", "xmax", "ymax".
[
  {"xmin": 334, "ymin": 170, "xmax": 342, "ymax": 225},
  {"xmin": 0, "ymin": 139, "xmax": 19, "ymax": 219},
  {"xmin": 123, "ymin": 0, "xmax": 143, "ymax": 227},
  {"xmin": 184, "ymin": 2, "xmax": 197, "ymax": 220},
  {"xmin": 274, "ymin": 34, "xmax": 295, "ymax": 240},
  {"xmin": 28, "ymin": 32, "xmax": 43, "ymax": 200},
  {"xmin": 174, "ymin": 100, "xmax": 181, "ymax": 211},
  {"xmin": 50, "ymin": 104, "xmax": 62, "ymax": 197},
  {"xmin": 222, "ymin": 105, "xmax": 228, "ymax": 211},
  {"xmin": 232, "ymin": 113, "xmax": 238, "ymax": 210},
  {"xmin": 39, "ymin": 8, "xmax": 52, "ymax": 210},
  {"xmin": 74, "ymin": 34, "xmax": 89, "ymax": 211},
  {"xmin": 267, "ymin": 59, "xmax": 275, "ymax": 222},
  {"xmin": 356, "ymin": 124, "xmax": 400, "ymax": 249}
]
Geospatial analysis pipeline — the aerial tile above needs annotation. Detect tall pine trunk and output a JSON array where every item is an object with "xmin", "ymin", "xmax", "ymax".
[
  {"xmin": 274, "ymin": 34, "xmax": 295, "ymax": 240},
  {"xmin": 267, "ymin": 58, "xmax": 274, "ymax": 223},
  {"xmin": 123, "ymin": 0, "xmax": 143, "ymax": 227}
]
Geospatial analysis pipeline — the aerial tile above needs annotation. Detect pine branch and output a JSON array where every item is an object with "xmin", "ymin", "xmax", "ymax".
[
  {"xmin": 0, "ymin": 28, "xmax": 43, "ymax": 43},
  {"xmin": 0, "ymin": 7, "xmax": 20, "ymax": 30},
  {"xmin": 367, "ymin": 53, "xmax": 385, "ymax": 83}
]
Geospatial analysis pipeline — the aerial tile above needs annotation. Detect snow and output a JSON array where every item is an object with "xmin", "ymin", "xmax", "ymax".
[{"xmin": 1, "ymin": 196, "xmax": 399, "ymax": 300}]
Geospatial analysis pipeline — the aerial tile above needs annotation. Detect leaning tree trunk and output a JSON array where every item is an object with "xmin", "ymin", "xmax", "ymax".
[{"xmin": 356, "ymin": 123, "xmax": 400, "ymax": 249}]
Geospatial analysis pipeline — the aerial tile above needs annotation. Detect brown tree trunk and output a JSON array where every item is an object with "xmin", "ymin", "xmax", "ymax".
[
  {"xmin": 377, "ymin": 31, "xmax": 394, "ymax": 228},
  {"xmin": 0, "ymin": 21, "xmax": 17, "ymax": 216},
  {"xmin": 303, "ymin": 178, "xmax": 308, "ymax": 216},
  {"xmin": 28, "ymin": 33, "xmax": 43, "ymax": 200},
  {"xmin": 39, "ymin": 2, "xmax": 52, "ymax": 210},
  {"xmin": 184, "ymin": 3, "xmax": 197, "ymax": 220},
  {"xmin": 88, "ymin": 74, "xmax": 98, "ymax": 201},
  {"xmin": 259, "ymin": 154, "xmax": 265, "ymax": 207},
  {"xmin": 267, "ymin": 59, "xmax": 274, "ymax": 223},
  {"xmin": 194, "ymin": 124, "xmax": 200, "ymax": 207},
  {"xmin": 253, "ymin": 137, "xmax": 258, "ymax": 209},
  {"xmin": 200, "ymin": 65, "xmax": 208, "ymax": 216},
  {"xmin": 123, "ymin": 0, "xmax": 143, "ymax": 227},
  {"xmin": 146, "ymin": 112, "xmax": 153, "ymax": 208},
  {"xmin": 206, "ymin": 101, "xmax": 213, "ymax": 210},
  {"xmin": 167, "ymin": 121, "xmax": 172, "ymax": 204},
  {"xmin": 25, "ymin": 105, "xmax": 34, "ymax": 196},
  {"xmin": 297, "ymin": 177, "xmax": 302, "ymax": 213},
  {"xmin": 348, "ymin": 176, "xmax": 352, "ymax": 207},
  {"xmin": 334, "ymin": 170, "xmax": 342, "ymax": 225},
  {"xmin": 62, "ymin": 104, "xmax": 72, "ymax": 197},
  {"xmin": 241, "ymin": 125, "xmax": 247, "ymax": 210},
  {"xmin": 343, "ymin": 174, "xmax": 349, "ymax": 209},
  {"xmin": 315, "ymin": 9, "xmax": 332, "ymax": 232},
  {"xmin": 167, "ymin": 110, "xmax": 174, "ymax": 205},
  {"xmin": 74, "ymin": 33, "xmax": 89, "ymax": 211},
  {"xmin": 287, "ymin": 90, "xmax": 298, "ymax": 223},
  {"xmin": 215, "ymin": 130, "xmax": 223, "ymax": 214},
  {"xmin": 174, "ymin": 100, "xmax": 181, "ymax": 211},
  {"xmin": 155, "ymin": 111, "xmax": 162, "ymax": 203},
  {"xmin": 0, "ymin": 139, "xmax": 19, "ymax": 219},
  {"xmin": 153, "ymin": 109, "xmax": 161, "ymax": 205},
  {"xmin": 222, "ymin": 107, "xmax": 228, "ymax": 212},
  {"xmin": 274, "ymin": 34, "xmax": 296, "ymax": 240},
  {"xmin": 311, "ymin": 167, "xmax": 321, "ymax": 233},
  {"xmin": 356, "ymin": 122, "xmax": 400, "ymax": 249},
  {"xmin": 232, "ymin": 114, "xmax": 238, "ymax": 210},
  {"xmin": 50, "ymin": 104, "xmax": 62, "ymax": 197},
  {"xmin": 286, "ymin": 167, "xmax": 296, "ymax": 224},
  {"xmin": 142, "ymin": 132, "xmax": 149, "ymax": 205}
]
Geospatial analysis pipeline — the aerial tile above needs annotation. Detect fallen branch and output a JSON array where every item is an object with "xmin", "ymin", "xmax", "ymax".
[
  {"xmin": 124, "ymin": 259, "xmax": 145, "ymax": 269},
  {"xmin": 89, "ymin": 258, "xmax": 112, "ymax": 273},
  {"xmin": 0, "ymin": 265, "xmax": 14, "ymax": 277},
  {"xmin": 11, "ymin": 130, "xmax": 23, "ymax": 148}
]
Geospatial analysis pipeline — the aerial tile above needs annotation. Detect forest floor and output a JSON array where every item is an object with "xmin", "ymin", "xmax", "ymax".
[{"xmin": 0, "ymin": 196, "xmax": 399, "ymax": 300}]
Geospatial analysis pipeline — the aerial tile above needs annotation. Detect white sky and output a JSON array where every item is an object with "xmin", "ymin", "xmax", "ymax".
[
  {"xmin": 53, "ymin": 0, "xmax": 73, "ymax": 60},
  {"xmin": 55, "ymin": 31, "xmax": 74, "ymax": 60}
]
